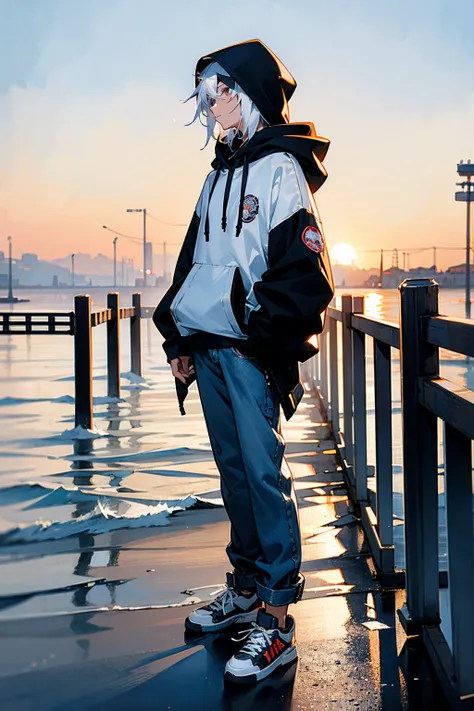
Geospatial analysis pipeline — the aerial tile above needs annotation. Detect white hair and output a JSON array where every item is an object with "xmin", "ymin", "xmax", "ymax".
[{"xmin": 184, "ymin": 61, "xmax": 268, "ymax": 148}]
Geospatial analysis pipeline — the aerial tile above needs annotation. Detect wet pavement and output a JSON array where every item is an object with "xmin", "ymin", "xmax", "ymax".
[
  {"xmin": 0, "ymin": 386, "xmax": 449, "ymax": 710},
  {"xmin": 0, "ymin": 592, "xmax": 450, "ymax": 711}
]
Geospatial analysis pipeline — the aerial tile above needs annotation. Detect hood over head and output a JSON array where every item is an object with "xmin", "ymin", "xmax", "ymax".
[
  {"xmin": 196, "ymin": 38, "xmax": 296, "ymax": 126},
  {"xmin": 194, "ymin": 40, "xmax": 330, "ymax": 240}
]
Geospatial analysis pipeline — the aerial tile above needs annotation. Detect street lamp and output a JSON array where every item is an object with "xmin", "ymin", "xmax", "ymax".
[
  {"xmin": 71, "ymin": 253, "xmax": 75, "ymax": 288},
  {"xmin": 126, "ymin": 208, "xmax": 147, "ymax": 286},
  {"xmin": 455, "ymin": 160, "xmax": 474, "ymax": 319},
  {"xmin": 113, "ymin": 236, "xmax": 118, "ymax": 287}
]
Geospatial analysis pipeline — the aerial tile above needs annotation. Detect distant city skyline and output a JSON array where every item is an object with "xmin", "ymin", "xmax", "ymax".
[
  {"xmin": 1, "ymin": 244, "xmax": 472, "ymax": 291},
  {"xmin": 1, "ymin": 1, "xmax": 473, "ymax": 271},
  {"xmin": 1, "ymin": 241, "xmax": 472, "ymax": 275}
]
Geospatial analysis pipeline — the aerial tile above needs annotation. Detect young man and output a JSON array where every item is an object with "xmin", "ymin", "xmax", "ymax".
[{"xmin": 153, "ymin": 39, "xmax": 334, "ymax": 684}]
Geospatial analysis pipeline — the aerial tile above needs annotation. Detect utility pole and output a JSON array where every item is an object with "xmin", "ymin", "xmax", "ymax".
[
  {"xmin": 126, "ymin": 208, "xmax": 147, "ymax": 286},
  {"xmin": 7, "ymin": 236, "xmax": 13, "ymax": 301},
  {"xmin": 433, "ymin": 246, "xmax": 437, "ymax": 272},
  {"xmin": 121, "ymin": 256, "xmax": 125, "ymax": 286},
  {"xmin": 71, "ymin": 253, "xmax": 75, "ymax": 288},
  {"xmin": 456, "ymin": 160, "xmax": 474, "ymax": 319},
  {"xmin": 143, "ymin": 209, "xmax": 147, "ymax": 286},
  {"xmin": 379, "ymin": 249, "xmax": 384, "ymax": 287},
  {"xmin": 113, "ymin": 237, "xmax": 118, "ymax": 287}
]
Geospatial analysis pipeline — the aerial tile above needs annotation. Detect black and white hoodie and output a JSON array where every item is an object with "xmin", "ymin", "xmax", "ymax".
[{"xmin": 153, "ymin": 39, "xmax": 335, "ymax": 419}]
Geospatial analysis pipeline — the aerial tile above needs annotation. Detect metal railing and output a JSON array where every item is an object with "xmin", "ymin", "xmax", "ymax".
[
  {"xmin": 0, "ymin": 292, "xmax": 154, "ymax": 430},
  {"xmin": 306, "ymin": 278, "xmax": 474, "ymax": 708}
]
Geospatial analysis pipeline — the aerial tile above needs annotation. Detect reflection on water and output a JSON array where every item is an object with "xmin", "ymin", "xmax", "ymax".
[
  {"xmin": 0, "ymin": 285, "xmax": 472, "ymax": 554},
  {"xmin": 363, "ymin": 291, "xmax": 385, "ymax": 321}
]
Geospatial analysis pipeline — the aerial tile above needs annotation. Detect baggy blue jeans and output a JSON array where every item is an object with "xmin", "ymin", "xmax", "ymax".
[{"xmin": 192, "ymin": 346, "xmax": 305, "ymax": 607}]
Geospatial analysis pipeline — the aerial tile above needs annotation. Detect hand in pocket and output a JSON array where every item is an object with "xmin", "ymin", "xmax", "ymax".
[{"xmin": 170, "ymin": 356, "xmax": 195, "ymax": 383}]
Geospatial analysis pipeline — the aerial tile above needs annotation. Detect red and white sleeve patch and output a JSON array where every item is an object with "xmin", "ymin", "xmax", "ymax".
[{"xmin": 301, "ymin": 225, "xmax": 324, "ymax": 253}]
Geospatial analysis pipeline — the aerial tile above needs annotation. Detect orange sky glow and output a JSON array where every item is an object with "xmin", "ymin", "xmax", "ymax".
[{"xmin": 1, "ymin": 1, "xmax": 473, "ymax": 272}]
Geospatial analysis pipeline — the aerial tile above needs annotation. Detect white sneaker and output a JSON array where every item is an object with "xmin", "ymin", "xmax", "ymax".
[
  {"xmin": 185, "ymin": 581, "xmax": 261, "ymax": 634},
  {"xmin": 224, "ymin": 609, "xmax": 297, "ymax": 684}
]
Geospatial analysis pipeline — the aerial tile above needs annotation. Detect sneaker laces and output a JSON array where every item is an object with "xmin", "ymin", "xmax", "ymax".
[
  {"xmin": 208, "ymin": 585, "xmax": 238, "ymax": 616},
  {"xmin": 231, "ymin": 622, "xmax": 274, "ymax": 658}
]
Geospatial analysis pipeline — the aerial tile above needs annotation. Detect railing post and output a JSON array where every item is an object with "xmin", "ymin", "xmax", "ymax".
[
  {"xmin": 74, "ymin": 295, "xmax": 93, "ymax": 430},
  {"xmin": 341, "ymin": 294, "xmax": 354, "ymax": 467},
  {"xmin": 374, "ymin": 339, "xmax": 394, "ymax": 548},
  {"xmin": 352, "ymin": 295, "xmax": 368, "ymax": 501},
  {"xmin": 444, "ymin": 423, "xmax": 474, "ymax": 697},
  {"xmin": 314, "ymin": 339, "xmax": 321, "ymax": 387},
  {"xmin": 319, "ymin": 321, "xmax": 328, "ymax": 408},
  {"xmin": 131, "ymin": 292, "xmax": 142, "ymax": 376},
  {"xmin": 308, "ymin": 352, "xmax": 315, "ymax": 388},
  {"xmin": 398, "ymin": 278, "xmax": 440, "ymax": 632},
  {"xmin": 329, "ymin": 314, "xmax": 340, "ymax": 439},
  {"xmin": 107, "ymin": 292, "xmax": 120, "ymax": 398}
]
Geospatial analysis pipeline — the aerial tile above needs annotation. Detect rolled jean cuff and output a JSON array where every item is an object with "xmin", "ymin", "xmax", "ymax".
[
  {"xmin": 229, "ymin": 571, "xmax": 257, "ymax": 592},
  {"xmin": 256, "ymin": 573, "xmax": 305, "ymax": 606}
]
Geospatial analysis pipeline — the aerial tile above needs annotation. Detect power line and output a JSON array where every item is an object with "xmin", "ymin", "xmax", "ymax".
[
  {"xmin": 102, "ymin": 225, "xmax": 142, "ymax": 244},
  {"xmin": 357, "ymin": 245, "xmax": 474, "ymax": 254},
  {"xmin": 102, "ymin": 224, "xmax": 183, "ymax": 247},
  {"xmin": 146, "ymin": 211, "xmax": 189, "ymax": 228}
]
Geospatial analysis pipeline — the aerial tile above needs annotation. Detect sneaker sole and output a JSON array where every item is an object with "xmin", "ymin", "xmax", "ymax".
[
  {"xmin": 224, "ymin": 644, "xmax": 298, "ymax": 684},
  {"xmin": 184, "ymin": 608, "xmax": 260, "ymax": 634}
]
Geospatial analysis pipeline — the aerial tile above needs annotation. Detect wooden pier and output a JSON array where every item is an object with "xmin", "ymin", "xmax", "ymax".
[{"xmin": 0, "ymin": 292, "xmax": 153, "ymax": 430}]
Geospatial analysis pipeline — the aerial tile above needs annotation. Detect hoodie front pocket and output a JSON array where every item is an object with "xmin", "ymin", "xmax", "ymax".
[{"xmin": 170, "ymin": 263, "xmax": 247, "ymax": 338}]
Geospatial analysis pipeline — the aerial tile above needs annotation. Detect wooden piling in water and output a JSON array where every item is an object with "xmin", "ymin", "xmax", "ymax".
[
  {"xmin": 107, "ymin": 292, "xmax": 120, "ymax": 398},
  {"xmin": 131, "ymin": 292, "xmax": 142, "ymax": 376},
  {"xmin": 74, "ymin": 295, "xmax": 93, "ymax": 430}
]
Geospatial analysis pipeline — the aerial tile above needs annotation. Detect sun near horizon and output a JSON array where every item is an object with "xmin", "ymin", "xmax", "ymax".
[{"xmin": 329, "ymin": 242, "xmax": 357, "ymax": 267}]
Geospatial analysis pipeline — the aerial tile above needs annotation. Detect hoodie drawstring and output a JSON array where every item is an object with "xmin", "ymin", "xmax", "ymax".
[
  {"xmin": 204, "ymin": 167, "xmax": 222, "ymax": 242},
  {"xmin": 205, "ymin": 153, "xmax": 249, "ymax": 241},
  {"xmin": 236, "ymin": 154, "xmax": 249, "ymax": 237},
  {"xmin": 221, "ymin": 167, "xmax": 235, "ymax": 231}
]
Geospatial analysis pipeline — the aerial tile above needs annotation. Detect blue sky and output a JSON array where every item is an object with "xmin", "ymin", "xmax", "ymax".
[{"xmin": 0, "ymin": 0, "xmax": 473, "ymax": 269}]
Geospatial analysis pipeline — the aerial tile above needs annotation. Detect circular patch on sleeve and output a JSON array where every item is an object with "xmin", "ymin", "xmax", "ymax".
[
  {"xmin": 301, "ymin": 225, "xmax": 324, "ymax": 253},
  {"xmin": 242, "ymin": 195, "xmax": 259, "ymax": 223}
]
